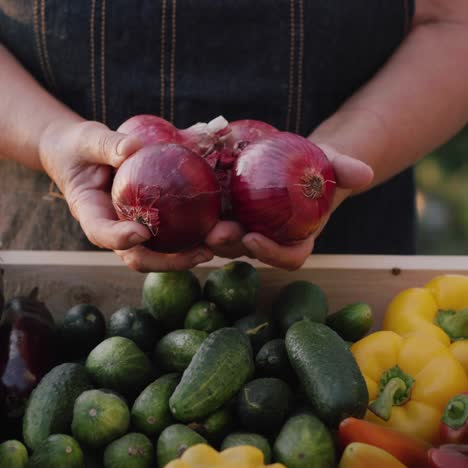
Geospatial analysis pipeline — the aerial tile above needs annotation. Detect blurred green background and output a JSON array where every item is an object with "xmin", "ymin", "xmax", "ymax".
[{"xmin": 416, "ymin": 125, "xmax": 468, "ymax": 254}]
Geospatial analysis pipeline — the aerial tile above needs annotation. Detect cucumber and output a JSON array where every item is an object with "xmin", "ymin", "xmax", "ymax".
[
  {"xmin": 255, "ymin": 339, "xmax": 295, "ymax": 381},
  {"xmin": 156, "ymin": 424, "xmax": 206, "ymax": 467},
  {"xmin": 56, "ymin": 304, "xmax": 106, "ymax": 360},
  {"xmin": 103, "ymin": 433, "xmax": 154, "ymax": 468},
  {"xmin": 131, "ymin": 373, "xmax": 180, "ymax": 437},
  {"xmin": 273, "ymin": 281, "xmax": 328, "ymax": 334},
  {"xmin": 154, "ymin": 330, "xmax": 208, "ymax": 372},
  {"xmin": 188, "ymin": 407, "xmax": 233, "ymax": 445},
  {"xmin": 86, "ymin": 337, "xmax": 154, "ymax": 398},
  {"xmin": 169, "ymin": 328, "xmax": 254, "ymax": 421},
  {"xmin": 273, "ymin": 411, "xmax": 335, "ymax": 468},
  {"xmin": 184, "ymin": 301, "xmax": 226, "ymax": 333},
  {"xmin": 27, "ymin": 434, "xmax": 84, "ymax": 468},
  {"xmin": 285, "ymin": 320, "xmax": 368, "ymax": 427},
  {"xmin": 221, "ymin": 433, "xmax": 272, "ymax": 464},
  {"xmin": 143, "ymin": 271, "xmax": 201, "ymax": 330},
  {"xmin": 107, "ymin": 306, "xmax": 159, "ymax": 352},
  {"xmin": 23, "ymin": 363, "xmax": 93, "ymax": 451},
  {"xmin": 236, "ymin": 378, "xmax": 293, "ymax": 435},
  {"xmin": 234, "ymin": 313, "xmax": 277, "ymax": 353},
  {"xmin": 326, "ymin": 302, "xmax": 373, "ymax": 342},
  {"xmin": 71, "ymin": 389, "xmax": 130, "ymax": 449},
  {"xmin": 203, "ymin": 261, "xmax": 259, "ymax": 320},
  {"xmin": 0, "ymin": 440, "xmax": 28, "ymax": 468}
]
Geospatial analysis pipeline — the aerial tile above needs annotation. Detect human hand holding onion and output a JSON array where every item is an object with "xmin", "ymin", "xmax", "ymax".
[{"xmin": 109, "ymin": 116, "xmax": 374, "ymax": 271}]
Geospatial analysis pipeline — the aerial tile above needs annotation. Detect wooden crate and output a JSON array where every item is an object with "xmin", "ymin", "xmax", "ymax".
[{"xmin": 2, "ymin": 251, "xmax": 468, "ymax": 329}]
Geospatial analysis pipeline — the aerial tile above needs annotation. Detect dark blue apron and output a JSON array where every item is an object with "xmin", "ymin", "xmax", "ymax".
[{"xmin": 0, "ymin": 0, "xmax": 415, "ymax": 254}]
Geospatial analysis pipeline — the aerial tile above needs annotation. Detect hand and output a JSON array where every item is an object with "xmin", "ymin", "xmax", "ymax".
[
  {"xmin": 206, "ymin": 144, "xmax": 373, "ymax": 270},
  {"xmin": 39, "ymin": 119, "xmax": 213, "ymax": 272}
]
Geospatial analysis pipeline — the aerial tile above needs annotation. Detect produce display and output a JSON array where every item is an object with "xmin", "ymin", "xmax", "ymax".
[
  {"xmin": 111, "ymin": 115, "xmax": 336, "ymax": 252},
  {"xmin": 0, "ymin": 262, "xmax": 467, "ymax": 467}
]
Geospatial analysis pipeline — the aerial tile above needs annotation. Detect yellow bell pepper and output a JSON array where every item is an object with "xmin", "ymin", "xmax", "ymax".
[
  {"xmin": 351, "ymin": 331, "xmax": 468, "ymax": 444},
  {"xmin": 339, "ymin": 442, "xmax": 407, "ymax": 468},
  {"xmin": 383, "ymin": 274, "xmax": 468, "ymax": 373},
  {"xmin": 164, "ymin": 444, "xmax": 285, "ymax": 468}
]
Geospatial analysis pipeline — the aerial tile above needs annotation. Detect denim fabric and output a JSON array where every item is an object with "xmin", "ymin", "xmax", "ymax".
[{"xmin": 0, "ymin": 0, "xmax": 416, "ymax": 253}]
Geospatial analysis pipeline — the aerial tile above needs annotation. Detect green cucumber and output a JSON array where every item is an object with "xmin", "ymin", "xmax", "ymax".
[
  {"xmin": 326, "ymin": 302, "xmax": 373, "ymax": 342},
  {"xmin": 184, "ymin": 301, "xmax": 226, "ymax": 333},
  {"xmin": 273, "ymin": 411, "xmax": 335, "ymax": 468},
  {"xmin": 203, "ymin": 261, "xmax": 259, "ymax": 320},
  {"xmin": 154, "ymin": 330, "xmax": 208, "ymax": 372},
  {"xmin": 23, "ymin": 363, "xmax": 93, "ymax": 451},
  {"xmin": 156, "ymin": 424, "xmax": 206, "ymax": 467},
  {"xmin": 27, "ymin": 434, "xmax": 84, "ymax": 468},
  {"xmin": 169, "ymin": 328, "xmax": 254, "ymax": 421},
  {"xmin": 103, "ymin": 433, "xmax": 154, "ymax": 468},
  {"xmin": 86, "ymin": 337, "xmax": 154, "ymax": 398},
  {"xmin": 236, "ymin": 378, "xmax": 293, "ymax": 435},
  {"xmin": 188, "ymin": 407, "xmax": 233, "ymax": 444},
  {"xmin": 107, "ymin": 306, "xmax": 159, "ymax": 352},
  {"xmin": 234, "ymin": 313, "xmax": 277, "ymax": 353},
  {"xmin": 131, "ymin": 373, "xmax": 180, "ymax": 437},
  {"xmin": 255, "ymin": 339, "xmax": 295, "ymax": 381},
  {"xmin": 273, "ymin": 281, "xmax": 328, "ymax": 334},
  {"xmin": 71, "ymin": 389, "xmax": 130, "ymax": 449},
  {"xmin": 0, "ymin": 440, "xmax": 28, "ymax": 468},
  {"xmin": 286, "ymin": 320, "xmax": 368, "ymax": 427},
  {"xmin": 221, "ymin": 433, "xmax": 271, "ymax": 464},
  {"xmin": 143, "ymin": 271, "xmax": 201, "ymax": 330}
]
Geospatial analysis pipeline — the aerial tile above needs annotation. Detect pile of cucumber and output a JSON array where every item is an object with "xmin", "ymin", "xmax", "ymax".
[{"xmin": 0, "ymin": 261, "xmax": 373, "ymax": 468}]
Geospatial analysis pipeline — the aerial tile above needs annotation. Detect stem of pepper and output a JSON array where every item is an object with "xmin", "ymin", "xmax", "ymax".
[
  {"xmin": 442, "ymin": 394, "xmax": 468, "ymax": 429},
  {"xmin": 368, "ymin": 365, "xmax": 415, "ymax": 421},
  {"xmin": 435, "ymin": 309, "xmax": 468, "ymax": 341}
]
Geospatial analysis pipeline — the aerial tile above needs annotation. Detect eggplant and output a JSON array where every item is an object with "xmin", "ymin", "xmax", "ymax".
[{"xmin": 0, "ymin": 288, "xmax": 56, "ymax": 435}]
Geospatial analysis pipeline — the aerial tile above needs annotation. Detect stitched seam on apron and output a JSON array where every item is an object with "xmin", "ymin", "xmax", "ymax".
[
  {"xmin": 90, "ymin": 0, "xmax": 97, "ymax": 121},
  {"xmin": 169, "ymin": 0, "xmax": 177, "ymax": 124},
  {"xmin": 100, "ymin": 0, "xmax": 107, "ymax": 124},
  {"xmin": 295, "ymin": 0, "xmax": 304, "ymax": 134},
  {"xmin": 32, "ymin": 0, "xmax": 48, "ymax": 88},
  {"xmin": 286, "ymin": 0, "xmax": 296, "ymax": 131},
  {"xmin": 40, "ymin": 0, "xmax": 56, "ymax": 89},
  {"xmin": 160, "ymin": 0, "xmax": 167, "ymax": 119}
]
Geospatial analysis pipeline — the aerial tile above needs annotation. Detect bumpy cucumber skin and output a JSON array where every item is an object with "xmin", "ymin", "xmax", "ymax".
[
  {"xmin": 131, "ymin": 373, "xmax": 180, "ymax": 437},
  {"xmin": 326, "ymin": 302, "xmax": 373, "ymax": 342},
  {"xmin": 169, "ymin": 328, "xmax": 254, "ymax": 421},
  {"xmin": 0, "ymin": 440, "xmax": 28, "ymax": 468},
  {"xmin": 221, "ymin": 433, "xmax": 272, "ymax": 463},
  {"xmin": 103, "ymin": 433, "xmax": 154, "ymax": 468},
  {"xmin": 273, "ymin": 412, "xmax": 335, "ymax": 468},
  {"xmin": 157, "ymin": 424, "xmax": 206, "ymax": 468},
  {"xmin": 154, "ymin": 330, "xmax": 208, "ymax": 372},
  {"xmin": 22, "ymin": 363, "xmax": 92, "ymax": 451},
  {"xmin": 255, "ymin": 339, "xmax": 295, "ymax": 381},
  {"xmin": 27, "ymin": 434, "xmax": 84, "ymax": 468},
  {"xmin": 286, "ymin": 320, "xmax": 368, "ymax": 427}
]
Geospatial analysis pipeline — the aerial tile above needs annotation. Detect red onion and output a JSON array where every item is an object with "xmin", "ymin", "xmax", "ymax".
[
  {"xmin": 117, "ymin": 114, "xmax": 230, "ymax": 158},
  {"xmin": 230, "ymin": 132, "xmax": 336, "ymax": 244},
  {"xmin": 226, "ymin": 120, "xmax": 279, "ymax": 158},
  {"xmin": 112, "ymin": 143, "xmax": 221, "ymax": 253}
]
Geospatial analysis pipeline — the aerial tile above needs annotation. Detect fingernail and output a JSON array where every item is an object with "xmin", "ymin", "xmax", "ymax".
[
  {"xmin": 192, "ymin": 250, "xmax": 213, "ymax": 265},
  {"xmin": 245, "ymin": 238, "xmax": 259, "ymax": 250},
  {"xmin": 129, "ymin": 232, "xmax": 149, "ymax": 245}
]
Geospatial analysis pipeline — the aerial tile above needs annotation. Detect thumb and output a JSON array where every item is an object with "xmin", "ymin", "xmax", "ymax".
[
  {"xmin": 76, "ymin": 121, "xmax": 143, "ymax": 168},
  {"xmin": 318, "ymin": 143, "xmax": 374, "ymax": 190}
]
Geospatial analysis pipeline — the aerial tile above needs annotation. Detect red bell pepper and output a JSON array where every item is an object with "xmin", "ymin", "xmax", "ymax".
[
  {"xmin": 428, "ymin": 444, "xmax": 468, "ymax": 468},
  {"xmin": 440, "ymin": 392, "xmax": 468, "ymax": 444}
]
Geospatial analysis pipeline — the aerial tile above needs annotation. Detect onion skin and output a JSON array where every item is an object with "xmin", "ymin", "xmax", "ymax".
[
  {"xmin": 230, "ymin": 132, "xmax": 336, "ymax": 244},
  {"xmin": 227, "ymin": 119, "xmax": 279, "ymax": 157},
  {"xmin": 112, "ymin": 143, "xmax": 221, "ymax": 253}
]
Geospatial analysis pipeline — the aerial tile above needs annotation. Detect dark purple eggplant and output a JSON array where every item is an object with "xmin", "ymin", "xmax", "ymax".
[{"xmin": 0, "ymin": 288, "xmax": 56, "ymax": 425}]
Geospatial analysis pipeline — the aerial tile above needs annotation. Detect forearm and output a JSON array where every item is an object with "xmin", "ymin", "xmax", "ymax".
[
  {"xmin": 0, "ymin": 45, "xmax": 83, "ymax": 171},
  {"xmin": 310, "ymin": 15, "xmax": 468, "ymax": 190}
]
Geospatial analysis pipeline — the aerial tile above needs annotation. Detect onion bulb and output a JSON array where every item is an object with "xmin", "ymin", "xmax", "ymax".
[
  {"xmin": 112, "ymin": 143, "xmax": 221, "ymax": 253},
  {"xmin": 230, "ymin": 132, "xmax": 336, "ymax": 244}
]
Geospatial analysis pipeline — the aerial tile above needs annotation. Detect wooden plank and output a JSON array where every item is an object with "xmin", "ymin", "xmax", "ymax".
[{"xmin": 2, "ymin": 251, "xmax": 468, "ymax": 330}]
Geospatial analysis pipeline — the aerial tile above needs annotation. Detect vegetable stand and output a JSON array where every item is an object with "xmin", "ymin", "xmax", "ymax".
[
  {"xmin": 2, "ymin": 251, "xmax": 468, "ymax": 468},
  {"xmin": 2, "ymin": 251, "xmax": 468, "ymax": 326}
]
